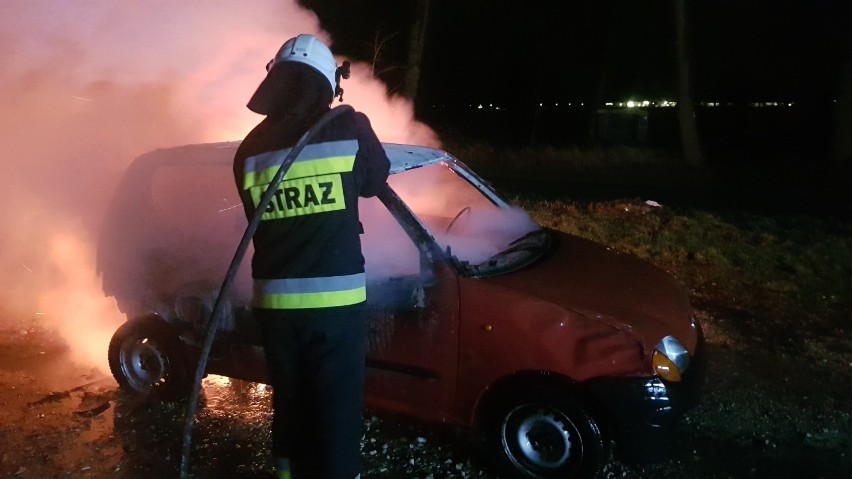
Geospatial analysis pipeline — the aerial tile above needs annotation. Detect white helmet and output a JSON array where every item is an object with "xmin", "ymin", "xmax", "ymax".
[
  {"xmin": 247, "ymin": 34, "xmax": 346, "ymax": 114},
  {"xmin": 268, "ymin": 34, "xmax": 338, "ymax": 96}
]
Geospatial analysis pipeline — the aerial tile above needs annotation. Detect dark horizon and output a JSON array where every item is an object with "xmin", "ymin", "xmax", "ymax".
[
  {"xmin": 298, "ymin": 0, "xmax": 849, "ymax": 198},
  {"xmin": 300, "ymin": 0, "xmax": 847, "ymax": 106}
]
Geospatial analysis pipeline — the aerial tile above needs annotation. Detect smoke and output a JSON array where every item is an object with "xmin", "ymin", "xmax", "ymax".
[
  {"xmin": 377, "ymin": 163, "xmax": 540, "ymax": 266},
  {"xmin": 0, "ymin": 0, "xmax": 438, "ymax": 372},
  {"xmin": 342, "ymin": 62, "xmax": 440, "ymax": 146}
]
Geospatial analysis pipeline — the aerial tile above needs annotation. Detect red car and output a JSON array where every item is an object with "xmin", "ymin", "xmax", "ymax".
[{"xmin": 99, "ymin": 142, "xmax": 703, "ymax": 479}]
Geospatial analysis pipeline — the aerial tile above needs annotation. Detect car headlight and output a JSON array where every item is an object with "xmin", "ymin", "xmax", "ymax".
[{"xmin": 652, "ymin": 335, "xmax": 691, "ymax": 382}]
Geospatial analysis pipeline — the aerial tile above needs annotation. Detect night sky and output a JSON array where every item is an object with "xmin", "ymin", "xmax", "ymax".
[{"xmin": 299, "ymin": 0, "xmax": 848, "ymax": 107}]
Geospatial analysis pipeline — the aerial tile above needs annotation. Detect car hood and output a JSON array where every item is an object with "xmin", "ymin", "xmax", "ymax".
[{"xmin": 477, "ymin": 230, "xmax": 698, "ymax": 353}]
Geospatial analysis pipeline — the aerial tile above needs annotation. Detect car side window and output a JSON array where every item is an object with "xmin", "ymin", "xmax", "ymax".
[
  {"xmin": 360, "ymin": 196, "xmax": 432, "ymax": 315},
  {"xmin": 360, "ymin": 196, "xmax": 421, "ymax": 280},
  {"xmin": 151, "ymin": 164, "xmax": 244, "ymax": 238},
  {"xmin": 141, "ymin": 163, "xmax": 249, "ymax": 307}
]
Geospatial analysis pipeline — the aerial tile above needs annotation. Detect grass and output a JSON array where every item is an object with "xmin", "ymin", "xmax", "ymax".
[{"xmin": 518, "ymin": 197, "xmax": 852, "ymax": 356}]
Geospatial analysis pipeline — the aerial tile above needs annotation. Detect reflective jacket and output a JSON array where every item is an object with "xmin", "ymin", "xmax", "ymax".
[{"xmin": 233, "ymin": 108, "xmax": 390, "ymax": 311}]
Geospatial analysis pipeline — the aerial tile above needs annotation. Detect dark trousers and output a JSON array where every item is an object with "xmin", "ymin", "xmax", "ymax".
[{"xmin": 256, "ymin": 306, "xmax": 367, "ymax": 479}]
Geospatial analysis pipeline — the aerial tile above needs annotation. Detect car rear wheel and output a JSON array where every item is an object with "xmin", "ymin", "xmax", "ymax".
[
  {"xmin": 487, "ymin": 390, "xmax": 605, "ymax": 478},
  {"xmin": 108, "ymin": 315, "xmax": 192, "ymax": 400}
]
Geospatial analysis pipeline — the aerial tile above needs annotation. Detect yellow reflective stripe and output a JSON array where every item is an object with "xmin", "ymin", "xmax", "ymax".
[
  {"xmin": 243, "ymin": 141, "xmax": 358, "ymax": 183},
  {"xmin": 286, "ymin": 155, "xmax": 355, "ymax": 180},
  {"xmin": 244, "ymin": 155, "xmax": 355, "ymax": 189},
  {"xmin": 253, "ymin": 287, "xmax": 367, "ymax": 309},
  {"xmin": 251, "ymin": 173, "xmax": 345, "ymax": 219}
]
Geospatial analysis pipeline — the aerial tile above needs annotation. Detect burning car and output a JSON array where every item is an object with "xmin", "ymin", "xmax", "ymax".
[{"xmin": 98, "ymin": 141, "xmax": 703, "ymax": 479}]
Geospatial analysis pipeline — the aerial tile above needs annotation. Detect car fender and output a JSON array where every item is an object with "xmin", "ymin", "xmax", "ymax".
[{"xmin": 453, "ymin": 277, "xmax": 646, "ymax": 423}]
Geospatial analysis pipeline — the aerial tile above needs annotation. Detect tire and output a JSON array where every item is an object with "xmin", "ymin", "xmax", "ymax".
[
  {"xmin": 108, "ymin": 315, "xmax": 192, "ymax": 400},
  {"xmin": 486, "ymin": 389, "xmax": 605, "ymax": 479}
]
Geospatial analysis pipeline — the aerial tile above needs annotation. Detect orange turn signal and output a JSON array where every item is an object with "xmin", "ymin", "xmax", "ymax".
[{"xmin": 652, "ymin": 350, "xmax": 682, "ymax": 382}]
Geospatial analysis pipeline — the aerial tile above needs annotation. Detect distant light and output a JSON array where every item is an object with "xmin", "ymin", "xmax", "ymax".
[
  {"xmin": 642, "ymin": 100, "xmax": 650, "ymax": 107},
  {"xmin": 605, "ymin": 102, "xmax": 613, "ymax": 106},
  {"xmin": 627, "ymin": 101, "xmax": 636, "ymax": 108},
  {"xmin": 477, "ymin": 104, "xmax": 484, "ymax": 109},
  {"xmin": 744, "ymin": 101, "xmax": 798, "ymax": 107}
]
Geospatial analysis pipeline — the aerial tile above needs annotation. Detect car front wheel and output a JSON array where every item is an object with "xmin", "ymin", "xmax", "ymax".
[
  {"xmin": 489, "ymin": 391, "xmax": 605, "ymax": 478},
  {"xmin": 108, "ymin": 315, "xmax": 191, "ymax": 400}
]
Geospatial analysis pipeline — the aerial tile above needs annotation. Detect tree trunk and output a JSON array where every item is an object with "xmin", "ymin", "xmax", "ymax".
[
  {"xmin": 674, "ymin": 0, "xmax": 704, "ymax": 167},
  {"xmin": 584, "ymin": 1, "xmax": 613, "ymax": 146},
  {"xmin": 834, "ymin": 5, "xmax": 852, "ymax": 182},
  {"xmin": 402, "ymin": 0, "xmax": 430, "ymax": 100}
]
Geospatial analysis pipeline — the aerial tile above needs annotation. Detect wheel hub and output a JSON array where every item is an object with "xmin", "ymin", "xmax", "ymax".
[
  {"xmin": 516, "ymin": 409, "xmax": 572, "ymax": 468},
  {"xmin": 121, "ymin": 337, "xmax": 168, "ymax": 390},
  {"xmin": 502, "ymin": 403, "xmax": 581, "ymax": 475}
]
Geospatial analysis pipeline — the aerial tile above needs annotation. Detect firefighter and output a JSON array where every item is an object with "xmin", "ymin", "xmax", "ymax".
[{"xmin": 233, "ymin": 34, "xmax": 390, "ymax": 479}]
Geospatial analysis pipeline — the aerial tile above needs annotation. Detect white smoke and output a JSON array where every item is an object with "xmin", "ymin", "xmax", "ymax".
[{"xmin": 0, "ymin": 0, "xmax": 438, "ymax": 371}]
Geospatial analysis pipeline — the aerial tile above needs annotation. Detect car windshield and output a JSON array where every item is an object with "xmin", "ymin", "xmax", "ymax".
[{"xmin": 385, "ymin": 162, "xmax": 546, "ymax": 276}]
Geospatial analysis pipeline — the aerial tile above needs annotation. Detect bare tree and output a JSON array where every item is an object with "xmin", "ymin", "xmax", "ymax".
[
  {"xmin": 583, "ymin": 0, "xmax": 615, "ymax": 146},
  {"xmin": 366, "ymin": 28, "xmax": 400, "ymax": 79},
  {"xmin": 401, "ymin": 0, "xmax": 431, "ymax": 100},
  {"xmin": 674, "ymin": 0, "xmax": 704, "ymax": 167}
]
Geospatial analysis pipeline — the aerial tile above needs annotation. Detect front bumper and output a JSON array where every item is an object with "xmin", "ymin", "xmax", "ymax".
[{"xmin": 586, "ymin": 340, "xmax": 705, "ymax": 463}]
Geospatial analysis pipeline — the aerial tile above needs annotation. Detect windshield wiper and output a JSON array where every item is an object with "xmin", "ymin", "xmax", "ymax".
[{"xmin": 500, "ymin": 229, "xmax": 548, "ymax": 255}]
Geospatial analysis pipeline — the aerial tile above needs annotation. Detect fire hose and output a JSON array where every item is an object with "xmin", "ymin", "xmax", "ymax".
[{"xmin": 179, "ymin": 104, "xmax": 354, "ymax": 478}]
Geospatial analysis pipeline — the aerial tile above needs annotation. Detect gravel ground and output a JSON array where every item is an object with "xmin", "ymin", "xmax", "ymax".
[{"xmin": 1, "ymin": 302, "xmax": 849, "ymax": 478}]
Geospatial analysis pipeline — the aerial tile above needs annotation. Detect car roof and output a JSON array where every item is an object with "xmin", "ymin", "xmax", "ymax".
[
  {"xmin": 131, "ymin": 141, "xmax": 453, "ymax": 175},
  {"xmin": 383, "ymin": 143, "xmax": 452, "ymax": 174}
]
